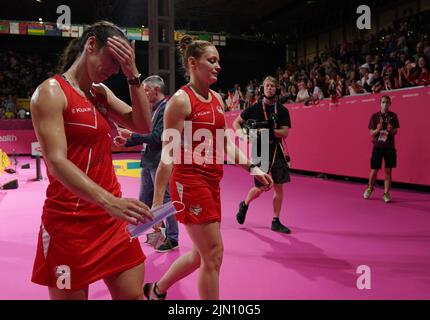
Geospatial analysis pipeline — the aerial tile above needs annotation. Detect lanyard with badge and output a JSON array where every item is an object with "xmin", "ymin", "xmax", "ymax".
[{"xmin": 377, "ymin": 113, "xmax": 392, "ymax": 143}]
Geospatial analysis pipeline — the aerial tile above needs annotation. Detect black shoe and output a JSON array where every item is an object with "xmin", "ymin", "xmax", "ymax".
[
  {"xmin": 271, "ymin": 220, "xmax": 291, "ymax": 234},
  {"xmin": 236, "ymin": 201, "xmax": 248, "ymax": 225},
  {"xmin": 143, "ymin": 282, "xmax": 167, "ymax": 300},
  {"xmin": 155, "ymin": 239, "xmax": 178, "ymax": 253}
]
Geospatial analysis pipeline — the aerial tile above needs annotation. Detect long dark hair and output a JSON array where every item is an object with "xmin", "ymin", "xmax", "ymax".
[{"xmin": 57, "ymin": 21, "xmax": 128, "ymax": 74}]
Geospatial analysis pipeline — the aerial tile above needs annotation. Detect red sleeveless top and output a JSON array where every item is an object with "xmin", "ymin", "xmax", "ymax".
[
  {"xmin": 172, "ymin": 85, "xmax": 226, "ymax": 181},
  {"xmin": 42, "ymin": 75, "xmax": 121, "ymax": 218}
]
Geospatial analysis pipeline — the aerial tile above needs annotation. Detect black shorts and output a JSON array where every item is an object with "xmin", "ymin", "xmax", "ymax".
[
  {"xmin": 370, "ymin": 147, "xmax": 397, "ymax": 170},
  {"xmin": 254, "ymin": 157, "xmax": 291, "ymax": 187}
]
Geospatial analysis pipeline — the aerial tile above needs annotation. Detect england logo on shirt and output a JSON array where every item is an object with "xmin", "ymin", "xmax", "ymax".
[{"xmin": 189, "ymin": 204, "xmax": 202, "ymax": 215}]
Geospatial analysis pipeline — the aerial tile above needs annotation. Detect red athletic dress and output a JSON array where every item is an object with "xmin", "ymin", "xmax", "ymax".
[
  {"xmin": 32, "ymin": 75, "xmax": 145, "ymax": 291},
  {"xmin": 170, "ymin": 86, "xmax": 226, "ymax": 224}
]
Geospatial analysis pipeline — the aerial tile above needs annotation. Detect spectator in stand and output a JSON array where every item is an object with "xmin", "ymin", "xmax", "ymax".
[
  {"xmin": 279, "ymin": 83, "xmax": 288, "ymax": 104},
  {"xmin": 398, "ymin": 59, "xmax": 417, "ymax": 88},
  {"xmin": 236, "ymin": 86, "xmax": 245, "ymax": 109},
  {"xmin": 365, "ymin": 55, "xmax": 375, "ymax": 73},
  {"xmin": 307, "ymin": 79, "xmax": 324, "ymax": 101},
  {"xmin": 245, "ymin": 80, "xmax": 254, "ymax": 94},
  {"xmin": 192, "ymin": 9, "xmax": 430, "ymax": 105},
  {"xmin": 286, "ymin": 84, "xmax": 298, "ymax": 103},
  {"xmin": 4, "ymin": 95, "xmax": 16, "ymax": 113},
  {"xmin": 296, "ymin": 81, "xmax": 310, "ymax": 103},
  {"xmin": 16, "ymin": 107, "xmax": 27, "ymax": 119},
  {"xmin": 226, "ymin": 89, "xmax": 240, "ymax": 111},
  {"xmin": 424, "ymin": 41, "xmax": 430, "ymax": 59},
  {"xmin": 414, "ymin": 42, "xmax": 425, "ymax": 62},
  {"xmin": 327, "ymin": 72, "xmax": 337, "ymax": 101},
  {"xmin": 360, "ymin": 64, "xmax": 375, "ymax": 93},
  {"xmin": 243, "ymin": 91, "xmax": 253, "ymax": 109},
  {"xmin": 415, "ymin": 56, "xmax": 430, "ymax": 86},
  {"xmin": 348, "ymin": 80, "xmax": 365, "ymax": 96},
  {"xmin": 382, "ymin": 63, "xmax": 397, "ymax": 91},
  {"xmin": 335, "ymin": 72, "xmax": 347, "ymax": 98},
  {"xmin": 344, "ymin": 63, "xmax": 356, "ymax": 83},
  {"xmin": 4, "ymin": 109, "xmax": 15, "ymax": 119},
  {"xmin": 374, "ymin": 55, "xmax": 383, "ymax": 72},
  {"xmin": 248, "ymin": 91, "xmax": 258, "ymax": 107},
  {"xmin": 370, "ymin": 69, "xmax": 384, "ymax": 93},
  {"xmin": 0, "ymin": 51, "xmax": 53, "ymax": 100}
]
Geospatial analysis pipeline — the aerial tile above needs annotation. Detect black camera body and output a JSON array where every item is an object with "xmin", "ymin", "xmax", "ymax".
[
  {"xmin": 242, "ymin": 114, "xmax": 279, "ymax": 135},
  {"xmin": 242, "ymin": 119, "xmax": 269, "ymax": 134}
]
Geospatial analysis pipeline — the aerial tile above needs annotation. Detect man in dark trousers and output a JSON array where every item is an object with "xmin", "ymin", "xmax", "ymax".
[
  {"xmin": 364, "ymin": 95, "xmax": 400, "ymax": 203},
  {"xmin": 115, "ymin": 75, "xmax": 179, "ymax": 252},
  {"xmin": 232, "ymin": 76, "xmax": 292, "ymax": 233}
]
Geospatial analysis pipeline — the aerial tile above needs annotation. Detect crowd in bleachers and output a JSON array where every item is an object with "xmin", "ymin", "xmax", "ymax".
[
  {"xmin": 222, "ymin": 9, "xmax": 430, "ymax": 111},
  {"xmin": 0, "ymin": 50, "xmax": 54, "ymax": 119},
  {"xmin": 1, "ymin": 9, "xmax": 429, "ymax": 116}
]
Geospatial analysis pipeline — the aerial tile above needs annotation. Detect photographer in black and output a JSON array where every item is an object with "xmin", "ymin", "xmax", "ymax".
[{"xmin": 232, "ymin": 76, "xmax": 292, "ymax": 233}]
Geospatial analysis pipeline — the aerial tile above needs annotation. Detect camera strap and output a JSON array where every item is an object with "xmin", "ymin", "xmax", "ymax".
[
  {"xmin": 262, "ymin": 103, "xmax": 289, "ymax": 169},
  {"xmin": 271, "ymin": 139, "xmax": 289, "ymax": 170},
  {"xmin": 262, "ymin": 102, "xmax": 277, "ymax": 121}
]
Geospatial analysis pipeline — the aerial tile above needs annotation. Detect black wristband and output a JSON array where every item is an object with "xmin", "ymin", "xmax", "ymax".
[{"xmin": 127, "ymin": 73, "xmax": 143, "ymax": 86}]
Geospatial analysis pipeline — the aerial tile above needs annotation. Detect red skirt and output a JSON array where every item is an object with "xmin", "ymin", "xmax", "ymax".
[{"xmin": 31, "ymin": 213, "xmax": 145, "ymax": 291}]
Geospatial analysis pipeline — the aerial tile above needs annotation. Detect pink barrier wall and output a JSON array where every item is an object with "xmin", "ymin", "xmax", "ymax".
[
  {"xmin": 2, "ymin": 87, "xmax": 429, "ymax": 185},
  {"xmin": 0, "ymin": 128, "xmax": 141, "ymax": 154},
  {"xmin": 0, "ymin": 130, "xmax": 37, "ymax": 154},
  {"xmin": 226, "ymin": 87, "xmax": 430, "ymax": 186}
]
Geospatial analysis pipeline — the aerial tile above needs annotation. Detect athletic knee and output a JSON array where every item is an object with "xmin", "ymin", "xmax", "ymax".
[
  {"xmin": 274, "ymin": 188, "xmax": 283, "ymax": 198},
  {"xmin": 190, "ymin": 250, "xmax": 202, "ymax": 267},
  {"xmin": 252, "ymin": 187, "xmax": 264, "ymax": 197},
  {"xmin": 200, "ymin": 244, "xmax": 223, "ymax": 271}
]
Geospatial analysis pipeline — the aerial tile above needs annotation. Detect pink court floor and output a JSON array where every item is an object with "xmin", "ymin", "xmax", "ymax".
[{"xmin": 1, "ymin": 154, "xmax": 429, "ymax": 300}]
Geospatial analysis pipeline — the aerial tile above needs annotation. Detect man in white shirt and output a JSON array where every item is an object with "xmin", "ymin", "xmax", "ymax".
[{"xmin": 17, "ymin": 108, "xmax": 27, "ymax": 119}]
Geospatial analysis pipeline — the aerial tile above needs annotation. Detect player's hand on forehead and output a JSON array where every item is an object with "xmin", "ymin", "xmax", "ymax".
[
  {"xmin": 107, "ymin": 36, "xmax": 137, "ymax": 78},
  {"xmin": 107, "ymin": 36, "xmax": 133, "ymax": 62}
]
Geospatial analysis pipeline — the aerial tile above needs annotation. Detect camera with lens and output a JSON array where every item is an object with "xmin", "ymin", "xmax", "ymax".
[
  {"xmin": 242, "ymin": 119, "xmax": 269, "ymax": 135},
  {"xmin": 242, "ymin": 111, "xmax": 279, "ymax": 135}
]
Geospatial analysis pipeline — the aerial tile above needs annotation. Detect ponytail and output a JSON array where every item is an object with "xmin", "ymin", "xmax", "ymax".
[
  {"xmin": 178, "ymin": 34, "xmax": 213, "ymax": 78},
  {"xmin": 57, "ymin": 38, "xmax": 82, "ymax": 74}
]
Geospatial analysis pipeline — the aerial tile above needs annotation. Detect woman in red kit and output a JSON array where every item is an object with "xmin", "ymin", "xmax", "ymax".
[
  {"xmin": 30, "ymin": 21, "xmax": 154, "ymax": 300},
  {"xmin": 143, "ymin": 35, "xmax": 273, "ymax": 300}
]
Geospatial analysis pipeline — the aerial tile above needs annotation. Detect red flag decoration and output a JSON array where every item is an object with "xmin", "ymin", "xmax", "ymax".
[
  {"xmin": 142, "ymin": 28, "xmax": 149, "ymax": 41},
  {"xmin": 19, "ymin": 22, "xmax": 28, "ymax": 35}
]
